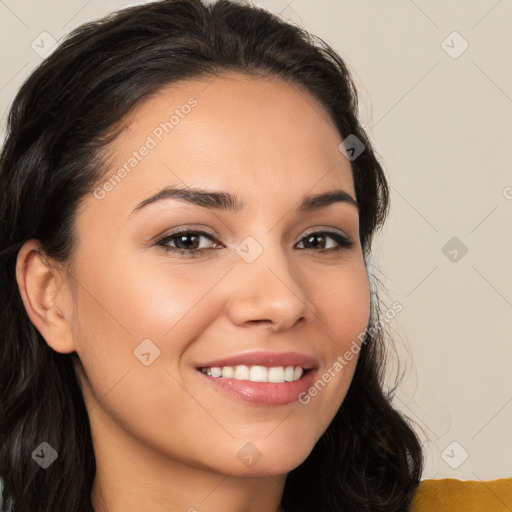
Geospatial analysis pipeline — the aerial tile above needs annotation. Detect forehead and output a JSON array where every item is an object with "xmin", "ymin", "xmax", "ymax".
[{"xmin": 89, "ymin": 72, "xmax": 355, "ymax": 219}]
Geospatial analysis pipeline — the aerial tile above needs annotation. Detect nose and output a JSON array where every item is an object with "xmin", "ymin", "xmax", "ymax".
[{"xmin": 225, "ymin": 240, "xmax": 314, "ymax": 332}]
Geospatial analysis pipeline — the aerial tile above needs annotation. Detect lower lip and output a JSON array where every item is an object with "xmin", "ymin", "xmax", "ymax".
[{"xmin": 197, "ymin": 369, "xmax": 318, "ymax": 406}]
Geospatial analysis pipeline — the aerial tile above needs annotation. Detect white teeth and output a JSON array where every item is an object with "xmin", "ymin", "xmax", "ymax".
[
  {"xmin": 249, "ymin": 365, "xmax": 268, "ymax": 382},
  {"xmin": 221, "ymin": 366, "xmax": 234, "ymax": 378},
  {"xmin": 268, "ymin": 367, "xmax": 285, "ymax": 383},
  {"xmin": 233, "ymin": 365, "xmax": 250, "ymax": 380},
  {"xmin": 284, "ymin": 366, "xmax": 295, "ymax": 382},
  {"xmin": 201, "ymin": 365, "xmax": 305, "ymax": 382},
  {"xmin": 210, "ymin": 367, "xmax": 222, "ymax": 377}
]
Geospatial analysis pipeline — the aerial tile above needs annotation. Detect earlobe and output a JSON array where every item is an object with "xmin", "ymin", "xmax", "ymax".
[{"xmin": 15, "ymin": 240, "xmax": 76, "ymax": 354}]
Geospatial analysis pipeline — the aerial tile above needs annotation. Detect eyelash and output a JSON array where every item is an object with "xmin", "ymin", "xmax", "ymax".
[{"xmin": 155, "ymin": 228, "xmax": 355, "ymax": 257}]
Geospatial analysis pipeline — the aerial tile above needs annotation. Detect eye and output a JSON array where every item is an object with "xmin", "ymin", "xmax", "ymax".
[
  {"xmin": 296, "ymin": 231, "xmax": 354, "ymax": 252},
  {"xmin": 156, "ymin": 229, "xmax": 221, "ymax": 257}
]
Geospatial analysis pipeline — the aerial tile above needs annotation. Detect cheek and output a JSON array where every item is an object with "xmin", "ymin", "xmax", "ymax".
[
  {"xmin": 72, "ymin": 248, "xmax": 228, "ymax": 345},
  {"xmin": 69, "ymin": 254, "xmax": 228, "ymax": 456},
  {"xmin": 299, "ymin": 261, "xmax": 370, "ymax": 422},
  {"xmin": 69, "ymin": 250, "xmax": 230, "ymax": 401},
  {"xmin": 314, "ymin": 261, "xmax": 371, "ymax": 353}
]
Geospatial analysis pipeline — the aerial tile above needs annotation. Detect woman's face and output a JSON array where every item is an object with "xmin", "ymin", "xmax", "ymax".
[{"xmin": 65, "ymin": 72, "xmax": 370, "ymax": 477}]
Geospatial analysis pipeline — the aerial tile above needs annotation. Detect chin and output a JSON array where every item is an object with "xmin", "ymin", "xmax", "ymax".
[{"xmin": 208, "ymin": 437, "xmax": 317, "ymax": 478}]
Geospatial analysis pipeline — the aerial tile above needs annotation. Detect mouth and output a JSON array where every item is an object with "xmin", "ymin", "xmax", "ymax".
[{"xmin": 195, "ymin": 351, "xmax": 319, "ymax": 406}]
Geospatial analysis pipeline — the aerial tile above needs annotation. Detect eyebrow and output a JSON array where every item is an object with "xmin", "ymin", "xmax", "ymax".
[{"xmin": 131, "ymin": 185, "xmax": 359, "ymax": 215}]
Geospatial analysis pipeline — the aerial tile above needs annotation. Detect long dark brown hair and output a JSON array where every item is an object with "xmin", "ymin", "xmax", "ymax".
[{"xmin": 0, "ymin": 1, "xmax": 423, "ymax": 510}]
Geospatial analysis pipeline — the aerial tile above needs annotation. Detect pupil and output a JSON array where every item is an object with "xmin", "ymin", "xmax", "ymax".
[
  {"xmin": 307, "ymin": 234, "xmax": 324, "ymax": 249},
  {"xmin": 177, "ymin": 234, "xmax": 198, "ymax": 249}
]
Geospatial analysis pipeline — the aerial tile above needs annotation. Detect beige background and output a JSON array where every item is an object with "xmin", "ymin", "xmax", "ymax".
[{"xmin": 1, "ymin": 0, "xmax": 511, "ymax": 481}]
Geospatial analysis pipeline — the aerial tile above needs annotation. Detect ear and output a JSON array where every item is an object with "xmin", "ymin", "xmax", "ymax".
[{"xmin": 15, "ymin": 240, "xmax": 76, "ymax": 354}]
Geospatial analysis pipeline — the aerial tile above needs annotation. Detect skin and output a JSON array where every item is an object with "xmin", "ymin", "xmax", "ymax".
[{"xmin": 16, "ymin": 72, "xmax": 370, "ymax": 512}]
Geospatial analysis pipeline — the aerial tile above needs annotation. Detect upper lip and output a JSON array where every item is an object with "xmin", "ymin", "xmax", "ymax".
[{"xmin": 195, "ymin": 351, "xmax": 319, "ymax": 370}]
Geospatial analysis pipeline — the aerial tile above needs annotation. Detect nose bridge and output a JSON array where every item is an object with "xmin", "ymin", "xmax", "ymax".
[{"xmin": 226, "ymin": 232, "xmax": 312, "ymax": 330}]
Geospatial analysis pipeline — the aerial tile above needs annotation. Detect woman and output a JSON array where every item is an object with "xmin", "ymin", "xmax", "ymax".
[{"xmin": 0, "ymin": 0, "xmax": 436, "ymax": 510}]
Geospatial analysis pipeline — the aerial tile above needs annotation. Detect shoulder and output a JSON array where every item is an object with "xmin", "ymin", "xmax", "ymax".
[{"xmin": 410, "ymin": 477, "xmax": 512, "ymax": 511}]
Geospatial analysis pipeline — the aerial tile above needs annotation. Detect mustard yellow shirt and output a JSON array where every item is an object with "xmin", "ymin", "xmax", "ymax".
[{"xmin": 410, "ymin": 478, "xmax": 512, "ymax": 511}]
